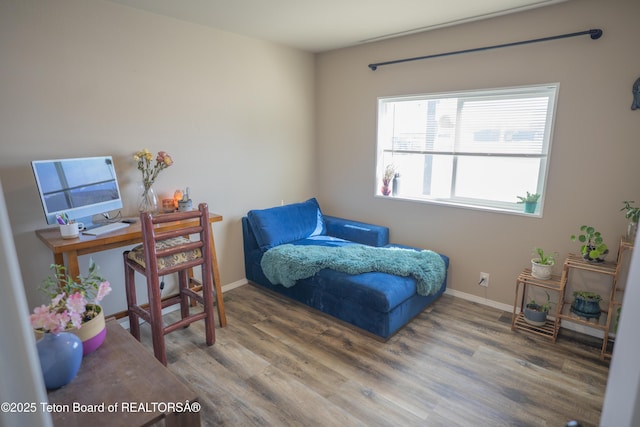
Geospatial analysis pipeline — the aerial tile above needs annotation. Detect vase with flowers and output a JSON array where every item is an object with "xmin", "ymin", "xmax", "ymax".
[
  {"xmin": 134, "ymin": 148, "xmax": 173, "ymax": 213},
  {"xmin": 381, "ymin": 164, "xmax": 396, "ymax": 196},
  {"xmin": 31, "ymin": 259, "xmax": 112, "ymax": 356},
  {"xmin": 30, "ymin": 259, "xmax": 111, "ymax": 388}
]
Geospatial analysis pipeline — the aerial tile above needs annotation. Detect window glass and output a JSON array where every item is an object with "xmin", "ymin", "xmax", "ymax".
[{"xmin": 376, "ymin": 84, "xmax": 558, "ymax": 215}]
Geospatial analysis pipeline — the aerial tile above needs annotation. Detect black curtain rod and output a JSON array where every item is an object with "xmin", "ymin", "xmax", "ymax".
[{"xmin": 368, "ymin": 28, "xmax": 603, "ymax": 71}]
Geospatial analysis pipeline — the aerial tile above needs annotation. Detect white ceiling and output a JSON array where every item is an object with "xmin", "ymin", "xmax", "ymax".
[{"xmin": 106, "ymin": 0, "xmax": 567, "ymax": 52}]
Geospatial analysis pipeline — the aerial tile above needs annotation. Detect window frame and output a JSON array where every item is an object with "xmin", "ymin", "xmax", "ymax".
[{"xmin": 375, "ymin": 83, "xmax": 560, "ymax": 217}]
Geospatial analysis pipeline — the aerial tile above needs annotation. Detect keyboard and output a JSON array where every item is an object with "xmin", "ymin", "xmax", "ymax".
[{"xmin": 83, "ymin": 222, "xmax": 130, "ymax": 236}]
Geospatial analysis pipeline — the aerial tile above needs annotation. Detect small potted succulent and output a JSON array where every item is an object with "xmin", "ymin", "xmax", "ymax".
[
  {"xmin": 570, "ymin": 225, "xmax": 608, "ymax": 263},
  {"xmin": 570, "ymin": 291, "xmax": 602, "ymax": 319},
  {"xmin": 517, "ymin": 191, "xmax": 540, "ymax": 214},
  {"xmin": 621, "ymin": 200, "xmax": 640, "ymax": 242},
  {"xmin": 524, "ymin": 292, "xmax": 552, "ymax": 326},
  {"xmin": 530, "ymin": 247, "xmax": 556, "ymax": 280}
]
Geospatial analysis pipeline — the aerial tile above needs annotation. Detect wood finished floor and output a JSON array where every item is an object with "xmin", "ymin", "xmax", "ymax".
[{"xmin": 137, "ymin": 284, "xmax": 609, "ymax": 427}]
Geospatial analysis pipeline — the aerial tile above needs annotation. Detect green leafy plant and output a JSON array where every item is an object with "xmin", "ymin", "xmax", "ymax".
[
  {"xmin": 570, "ymin": 225, "xmax": 608, "ymax": 260},
  {"xmin": 527, "ymin": 291, "xmax": 552, "ymax": 313},
  {"xmin": 621, "ymin": 200, "xmax": 640, "ymax": 224},
  {"xmin": 532, "ymin": 247, "xmax": 556, "ymax": 265},
  {"xmin": 30, "ymin": 259, "xmax": 111, "ymax": 334},
  {"xmin": 572, "ymin": 290, "xmax": 602, "ymax": 302},
  {"xmin": 516, "ymin": 191, "xmax": 540, "ymax": 203}
]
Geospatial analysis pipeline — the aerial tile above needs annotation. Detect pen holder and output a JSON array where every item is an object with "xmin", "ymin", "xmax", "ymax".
[
  {"xmin": 59, "ymin": 222, "xmax": 83, "ymax": 239},
  {"xmin": 177, "ymin": 199, "xmax": 192, "ymax": 212}
]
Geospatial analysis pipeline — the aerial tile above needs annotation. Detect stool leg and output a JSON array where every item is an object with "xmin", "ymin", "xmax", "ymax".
[
  {"xmin": 178, "ymin": 270, "xmax": 190, "ymax": 321},
  {"xmin": 123, "ymin": 256, "xmax": 140, "ymax": 341},
  {"xmin": 147, "ymin": 272, "xmax": 167, "ymax": 366}
]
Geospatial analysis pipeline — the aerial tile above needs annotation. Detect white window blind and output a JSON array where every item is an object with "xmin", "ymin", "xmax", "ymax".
[{"xmin": 376, "ymin": 84, "xmax": 559, "ymax": 215}]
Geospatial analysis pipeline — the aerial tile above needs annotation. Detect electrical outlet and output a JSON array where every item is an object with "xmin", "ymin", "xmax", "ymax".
[{"xmin": 479, "ymin": 272, "xmax": 489, "ymax": 287}]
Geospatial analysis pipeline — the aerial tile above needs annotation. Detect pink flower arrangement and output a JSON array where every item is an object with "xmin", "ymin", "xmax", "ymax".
[
  {"xmin": 133, "ymin": 148, "xmax": 173, "ymax": 191},
  {"xmin": 30, "ymin": 259, "xmax": 111, "ymax": 334}
]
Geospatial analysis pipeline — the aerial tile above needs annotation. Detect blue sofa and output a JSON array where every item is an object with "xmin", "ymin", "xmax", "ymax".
[{"xmin": 242, "ymin": 198, "xmax": 449, "ymax": 340}]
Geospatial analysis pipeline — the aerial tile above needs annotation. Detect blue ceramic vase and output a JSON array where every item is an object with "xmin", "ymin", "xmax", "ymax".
[{"xmin": 36, "ymin": 331, "xmax": 83, "ymax": 389}]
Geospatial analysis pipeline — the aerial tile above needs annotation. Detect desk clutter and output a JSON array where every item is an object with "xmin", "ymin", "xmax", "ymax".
[
  {"xmin": 162, "ymin": 188, "xmax": 193, "ymax": 213},
  {"xmin": 56, "ymin": 213, "xmax": 83, "ymax": 239},
  {"xmin": 59, "ymin": 222, "xmax": 82, "ymax": 239},
  {"xmin": 35, "ymin": 212, "xmax": 227, "ymax": 328}
]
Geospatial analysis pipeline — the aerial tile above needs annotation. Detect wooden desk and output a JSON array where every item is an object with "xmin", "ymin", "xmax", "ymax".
[
  {"xmin": 35, "ymin": 213, "xmax": 226, "ymax": 327},
  {"xmin": 47, "ymin": 319, "xmax": 201, "ymax": 427}
]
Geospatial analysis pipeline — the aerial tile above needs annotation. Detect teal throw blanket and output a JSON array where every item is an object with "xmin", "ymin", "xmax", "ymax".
[{"xmin": 261, "ymin": 244, "xmax": 446, "ymax": 296}]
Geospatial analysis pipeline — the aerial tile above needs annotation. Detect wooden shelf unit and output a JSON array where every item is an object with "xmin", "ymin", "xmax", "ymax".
[
  {"xmin": 558, "ymin": 238, "xmax": 633, "ymax": 359},
  {"xmin": 512, "ymin": 269, "xmax": 564, "ymax": 342},
  {"xmin": 513, "ymin": 237, "xmax": 632, "ymax": 359}
]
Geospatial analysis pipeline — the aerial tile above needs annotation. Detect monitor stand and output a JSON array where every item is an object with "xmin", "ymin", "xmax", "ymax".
[{"xmin": 76, "ymin": 214, "xmax": 111, "ymax": 231}]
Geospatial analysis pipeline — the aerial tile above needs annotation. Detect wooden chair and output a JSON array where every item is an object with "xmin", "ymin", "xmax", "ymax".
[{"xmin": 123, "ymin": 203, "xmax": 216, "ymax": 365}]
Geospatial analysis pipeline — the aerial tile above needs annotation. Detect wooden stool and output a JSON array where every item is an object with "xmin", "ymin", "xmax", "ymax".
[{"xmin": 123, "ymin": 203, "xmax": 216, "ymax": 366}]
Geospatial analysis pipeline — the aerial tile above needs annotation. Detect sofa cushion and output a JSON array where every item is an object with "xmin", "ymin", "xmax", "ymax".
[
  {"xmin": 247, "ymin": 198, "xmax": 326, "ymax": 250},
  {"xmin": 324, "ymin": 215, "xmax": 389, "ymax": 247}
]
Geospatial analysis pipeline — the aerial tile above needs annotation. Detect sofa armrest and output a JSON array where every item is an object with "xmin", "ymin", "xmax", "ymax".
[{"xmin": 323, "ymin": 215, "xmax": 389, "ymax": 247}]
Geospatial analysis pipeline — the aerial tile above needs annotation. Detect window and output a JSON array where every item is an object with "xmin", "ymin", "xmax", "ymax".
[{"xmin": 376, "ymin": 84, "xmax": 559, "ymax": 215}]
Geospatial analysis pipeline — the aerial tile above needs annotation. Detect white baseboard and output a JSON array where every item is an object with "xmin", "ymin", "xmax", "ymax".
[
  {"xmin": 219, "ymin": 282, "xmax": 607, "ymax": 339},
  {"xmin": 445, "ymin": 288, "xmax": 605, "ymax": 339},
  {"xmin": 444, "ymin": 288, "xmax": 514, "ymax": 312},
  {"xmin": 222, "ymin": 278, "xmax": 248, "ymax": 292},
  {"xmin": 119, "ymin": 279, "xmax": 604, "ymax": 339}
]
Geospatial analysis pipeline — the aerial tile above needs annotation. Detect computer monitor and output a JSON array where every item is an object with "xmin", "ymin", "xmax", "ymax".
[{"xmin": 31, "ymin": 156, "xmax": 124, "ymax": 229}]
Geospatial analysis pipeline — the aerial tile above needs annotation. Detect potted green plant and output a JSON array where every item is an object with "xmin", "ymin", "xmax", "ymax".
[
  {"xmin": 621, "ymin": 200, "xmax": 639, "ymax": 241},
  {"xmin": 517, "ymin": 191, "xmax": 540, "ymax": 214},
  {"xmin": 31, "ymin": 259, "xmax": 112, "ymax": 355},
  {"xmin": 530, "ymin": 247, "xmax": 556, "ymax": 280},
  {"xmin": 524, "ymin": 292, "xmax": 552, "ymax": 326},
  {"xmin": 570, "ymin": 291, "xmax": 602, "ymax": 319},
  {"xmin": 570, "ymin": 225, "xmax": 608, "ymax": 263}
]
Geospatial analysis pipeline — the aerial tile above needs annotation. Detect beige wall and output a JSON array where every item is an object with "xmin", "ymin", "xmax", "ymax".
[
  {"xmin": 3, "ymin": 0, "xmax": 640, "ymax": 316},
  {"xmin": 0, "ymin": 0, "xmax": 316, "ymax": 314},
  {"xmin": 315, "ymin": 0, "xmax": 640, "ymax": 307}
]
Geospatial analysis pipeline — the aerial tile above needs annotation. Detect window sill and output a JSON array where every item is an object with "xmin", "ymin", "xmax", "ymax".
[{"xmin": 375, "ymin": 194, "xmax": 543, "ymax": 218}]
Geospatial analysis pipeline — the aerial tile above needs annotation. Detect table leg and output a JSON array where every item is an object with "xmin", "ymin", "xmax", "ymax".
[
  {"xmin": 164, "ymin": 409, "xmax": 201, "ymax": 427},
  {"xmin": 209, "ymin": 223, "xmax": 226, "ymax": 327},
  {"xmin": 66, "ymin": 250, "xmax": 80, "ymax": 280},
  {"xmin": 53, "ymin": 252, "xmax": 64, "ymax": 267}
]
